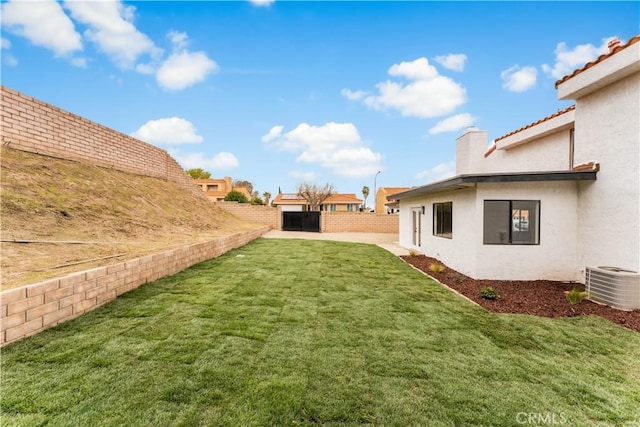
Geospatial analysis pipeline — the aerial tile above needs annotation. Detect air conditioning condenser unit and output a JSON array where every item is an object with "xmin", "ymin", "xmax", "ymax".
[{"xmin": 585, "ymin": 266, "xmax": 640, "ymax": 310}]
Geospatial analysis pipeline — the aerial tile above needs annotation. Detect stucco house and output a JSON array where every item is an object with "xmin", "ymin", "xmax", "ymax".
[
  {"xmin": 194, "ymin": 177, "xmax": 252, "ymax": 202},
  {"xmin": 375, "ymin": 187, "xmax": 411, "ymax": 214},
  {"xmin": 273, "ymin": 193, "xmax": 362, "ymax": 212},
  {"xmin": 392, "ymin": 35, "xmax": 639, "ymax": 283}
]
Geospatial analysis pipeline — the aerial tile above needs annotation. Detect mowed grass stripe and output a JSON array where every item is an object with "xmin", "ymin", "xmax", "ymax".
[{"xmin": 1, "ymin": 238, "xmax": 639, "ymax": 426}]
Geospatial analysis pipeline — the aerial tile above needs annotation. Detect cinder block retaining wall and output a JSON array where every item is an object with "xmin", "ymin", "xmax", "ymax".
[
  {"xmin": 215, "ymin": 202, "xmax": 280, "ymax": 229},
  {"xmin": 322, "ymin": 212, "xmax": 399, "ymax": 233},
  {"xmin": 0, "ymin": 86, "xmax": 204, "ymax": 199},
  {"xmin": 214, "ymin": 203, "xmax": 399, "ymax": 234},
  {"xmin": 0, "ymin": 227, "xmax": 270, "ymax": 347}
]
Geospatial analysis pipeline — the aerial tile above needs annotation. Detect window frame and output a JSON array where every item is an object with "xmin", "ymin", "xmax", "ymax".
[
  {"xmin": 432, "ymin": 202, "xmax": 453, "ymax": 239},
  {"xmin": 483, "ymin": 200, "xmax": 540, "ymax": 245}
]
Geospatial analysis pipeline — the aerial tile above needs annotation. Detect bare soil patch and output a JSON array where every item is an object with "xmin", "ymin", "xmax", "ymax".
[
  {"xmin": 1, "ymin": 147, "xmax": 262, "ymax": 290},
  {"xmin": 402, "ymin": 255, "xmax": 640, "ymax": 333}
]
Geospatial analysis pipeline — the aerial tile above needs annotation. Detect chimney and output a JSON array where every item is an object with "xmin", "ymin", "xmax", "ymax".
[
  {"xmin": 455, "ymin": 127, "xmax": 488, "ymax": 175},
  {"xmin": 608, "ymin": 38, "xmax": 621, "ymax": 53}
]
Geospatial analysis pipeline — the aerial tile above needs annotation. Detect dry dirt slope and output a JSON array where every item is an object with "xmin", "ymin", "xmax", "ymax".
[{"xmin": 1, "ymin": 147, "xmax": 262, "ymax": 290}]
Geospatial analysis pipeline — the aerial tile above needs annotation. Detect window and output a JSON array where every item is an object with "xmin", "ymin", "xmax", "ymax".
[
  {"xmin": 330, "ymin": 204, "xmax": 337, "ymax": 212},
  {"xmin": 483, "ymin": 200, "xmax": 540, "ymax": 245},
  {"xmin": 433, "ymin": 202, "xmax": 452, "ymax": 238},
  {"xmin": 347, "ymin": 204, "xmax": 355, "ymax": 212},
  {"xmin": 206, "ymin": 184, "xmax": 219, "ymax": 191}
]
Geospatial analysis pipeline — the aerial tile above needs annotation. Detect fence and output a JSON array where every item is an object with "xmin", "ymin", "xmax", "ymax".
[
  {"xmin": 0, "ymin": 227, "xmax": 270, "ymax": 347},
  {"xmin": 0, "ymin": 86, "xmax": 204, "ymax": 199}
]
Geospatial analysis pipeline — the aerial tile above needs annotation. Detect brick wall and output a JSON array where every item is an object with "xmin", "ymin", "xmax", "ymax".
[
  {"xmin": 214, "ymin": 202, "xmax": 281, "ymax": 229},
  {"xmin": 0, "ymin": 227, "xmax": 270, "ymax": 347},
  {"xmin": 322, "ymin": 212, "xmax": 399, "ymax": 233},
  {"xmin": 0, "ymin": 86, "xmax": 204, "ymax": 199}
]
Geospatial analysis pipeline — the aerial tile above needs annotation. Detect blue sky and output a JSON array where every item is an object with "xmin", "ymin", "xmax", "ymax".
[{"xmin": 2, "ymin": 1, "xmax": 638, "ymax": 197}]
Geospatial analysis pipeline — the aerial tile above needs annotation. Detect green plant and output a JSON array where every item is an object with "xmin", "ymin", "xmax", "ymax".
[
  {"xmin": 428, "ymin": 263, "xmax": 446, "ymax": 273},
  {"xmin": 224, "ymin": 190, "xmax": 249, "ymax": 203},
  {"xmin": 408, "ymin": 249, "xmax": 418, "ymax": 257},
  {"xmin": 566, "ymin": 286, "xmax": 589, "ymax": 305},
  {"xmin": 480, "ymin": 286, "xmax": 499, "ymax": 300}
]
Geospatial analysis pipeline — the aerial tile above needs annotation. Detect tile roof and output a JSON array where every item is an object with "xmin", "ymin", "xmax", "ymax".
[
  {"xmin": 555, "ymin": 35, "xmax": 640, "ymax": 88},
  {"xmin": 483, "ymin": 143, "xmax": 497, "ymax": 158},
  {"xmin": 572, "ymin": 161, "xmax": 600, "ymax": 172},
  {"xmin": 380, "ymin": 187, "xmax": 410, "ymax": 195},
  {"xmin": 273, "ymin": 193, "xmax": 362, "ymax": 204},
  {"xmin": 324, "ymin": 193, "xmax": 363, "ymax": 203},
  {"xmin": 494, "ymin": 105, "xmax": 575, "ymax": 142}
]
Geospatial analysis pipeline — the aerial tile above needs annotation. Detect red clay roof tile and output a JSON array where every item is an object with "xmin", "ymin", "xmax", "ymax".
[
  {"xmin": 554, "ymin": 35, "xmax": 640, "ymax": 88},
  {"xmin": 494, "ymin": 105, "xmax": 575, "ymax": 142}
]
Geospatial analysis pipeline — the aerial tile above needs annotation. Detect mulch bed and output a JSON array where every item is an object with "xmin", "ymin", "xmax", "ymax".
[{"xmin": 401, "ymin": 255, "xmax": 640, "ymax": 333}]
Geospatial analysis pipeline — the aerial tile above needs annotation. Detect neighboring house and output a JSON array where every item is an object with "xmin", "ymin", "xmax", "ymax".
[
  {"xmin": 375, "ymin": 187, "xmax": 411, "ymax": 214},
  {"xmin": 273, "ymin": 193, "xmax": 362, "ymax": 212},
  {"xmin": 392, "ymin": 36, "xmax": 639, "ymax": 282},
  {"xmin": 194, "ymin": 177, "xmax": 252, "ymax": 202}
]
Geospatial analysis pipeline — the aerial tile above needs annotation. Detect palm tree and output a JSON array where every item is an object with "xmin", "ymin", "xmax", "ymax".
[
  {"xmin": 263, "ymin": 191, "xmax": 271, "ymax": 206},
  {"xmin": 362, "ymin": 185, "xmax": 370, "ymax": 210}
]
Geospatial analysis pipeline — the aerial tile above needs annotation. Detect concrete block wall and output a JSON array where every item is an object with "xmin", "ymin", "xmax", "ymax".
[
  {"xmin": 0, "ymin": 227, "xmax": 270, "ymax": 347},
  {"xmin": 214, "ymin": 202, "xmax": 280, "ymax": 229},
  {"xmin": 322, "ymin": 212, "xmax": 399, "ymax": 233},
  {"xmin": 0, "ymin": 86, "xmax": 204, "ymax": 199}
]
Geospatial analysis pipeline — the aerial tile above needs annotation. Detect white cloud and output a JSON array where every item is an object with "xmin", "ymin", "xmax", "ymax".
[
  {"xmin": 3, "ymin": 55, "xmax": 18, "ymax": 67},
  {"xmin": 261, "ymin": 125, "xmax": 284, "ymax": 143},
  {"xmin": 171, "ymin": 151, "xmax": 239, "ymax": 171},
  {"xmin": 289, "ymin": 171, "xmax": 317, "ymax": 182},
  {"xmin": 131, "ymin": 117, "xmax": 203, "ymax": 144},
  {"xmin": 341, "ymin": 88, "xmax": 367, "ymax": 101},
  {"xmin": 156, "ymin": 51, "xmax": 217, "ymax": 91},
  {"xmin": 167, "ymin": 30, "xmax": 189, "ymax": 50},
  {"xmin": 501, "ymin": 65, "xmax": 537, "ymax": 93},
  {"xmin": 388, "ymin": 57, "xmax": 438, "ymax": 80},
  {"xmin": 346, "ymin": 57, "xmax": 467, "ymax": 118},
  {"xmin": 1, "ymin": 0, "xmax": 82, "ymax": 57},
  {"xmin": 249, "ymin": 0, "xmax": 275, "ymax": 6},
  {"xmin": 0, "ymin": 37, "xmax": 17, "ymax": 66},
  {"xmin": 64, "ymin": 0, "xmax": 159, "ymax": 69},
  {"xmin": 542, "ymin": 37, "xmax": 613, "ymax": 79},
  {"xmin": 210, "ymin": 152, "xmax": 239, "ymax": 169},
  {"xmin": 262, "ymin": 122, "xmax": 383, "ymax": 178},
  {"xmin": 433, "ymin": 53, "xmax": 467, "ymax": 72},
  {"xmin": 70, "ymin": 57, "xmax": 87, "ymax": 68},
  {"xmin": 428, "ymin": 113, "xmax": 476, "ymax": 135},
  {"xmin": 416, "ymin": 161, "xmax": 456, "ymax": 182}
]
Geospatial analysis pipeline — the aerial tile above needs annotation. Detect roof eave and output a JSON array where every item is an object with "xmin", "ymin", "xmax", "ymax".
[
  {"xmin": 557, "ymin": 42, "xmax": 640, "ymax": 100},
  {"xmin": 392, "ymin": 170, "xmax": 597, "ymax": 200}
]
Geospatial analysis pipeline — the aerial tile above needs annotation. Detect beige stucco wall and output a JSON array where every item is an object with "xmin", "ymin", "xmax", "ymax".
[
  {"xmin": 481, "ymin": 130, "xmax": 573, "ymax": 173},
  {"xmin": 399, "ymin": 181, "xmax": 580, "ymax": 281},
  {"xmin": 573, "ymin": 72, "xmax": 640, "ymax": 273}
]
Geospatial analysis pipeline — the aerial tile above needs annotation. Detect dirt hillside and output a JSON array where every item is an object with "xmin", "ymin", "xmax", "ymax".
[{"xmin": 1, "ymin": 147, "xmax": 262, "ymax": 290}]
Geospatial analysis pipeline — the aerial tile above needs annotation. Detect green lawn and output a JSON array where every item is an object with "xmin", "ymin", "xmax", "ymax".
[{"xmin": 2, "ymin": 239, "xmax": 639, "ymax": 426}]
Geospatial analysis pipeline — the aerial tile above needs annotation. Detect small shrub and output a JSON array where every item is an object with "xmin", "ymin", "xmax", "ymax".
[
  {"xmin": 566, "ymin": 287, "xmax": 588, "ymax": 305},
  {"xmin": 408, "ymin": 249, "xmax": 418, "ymax": 257},
  {"xmin": 428, "ymin": 263, "xmax": 446, "ymax": 273},
  {"xmin": 480, "ymin": 286, "xmax": 499, "ymax": 300}
]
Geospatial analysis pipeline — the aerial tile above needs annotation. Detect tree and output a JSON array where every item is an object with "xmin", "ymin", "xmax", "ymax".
[
  {"xmin": 263, "ymin": 192, "xmax": 272, "ymax": 206},
  {"xmin": 224, "ymin": 190, "xmax": 249, "ymax": 203},
  {"xmin": 251, "ymin": 196, "xmax": 264, "ymax": 205},
  {"xmin": 297, "ymin": 182, "xmax": 335, "ymax": 211},
  {"xmin": 186, "ymin": 168, "xmax": 211, "ymax": 179},
  {"xmin": 362, "ymin": 185, "xmax": 370, "ymax": 210},
  {"xmin": 233, "ymin": 180, "xmax": 254, "ymax": 197}
]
